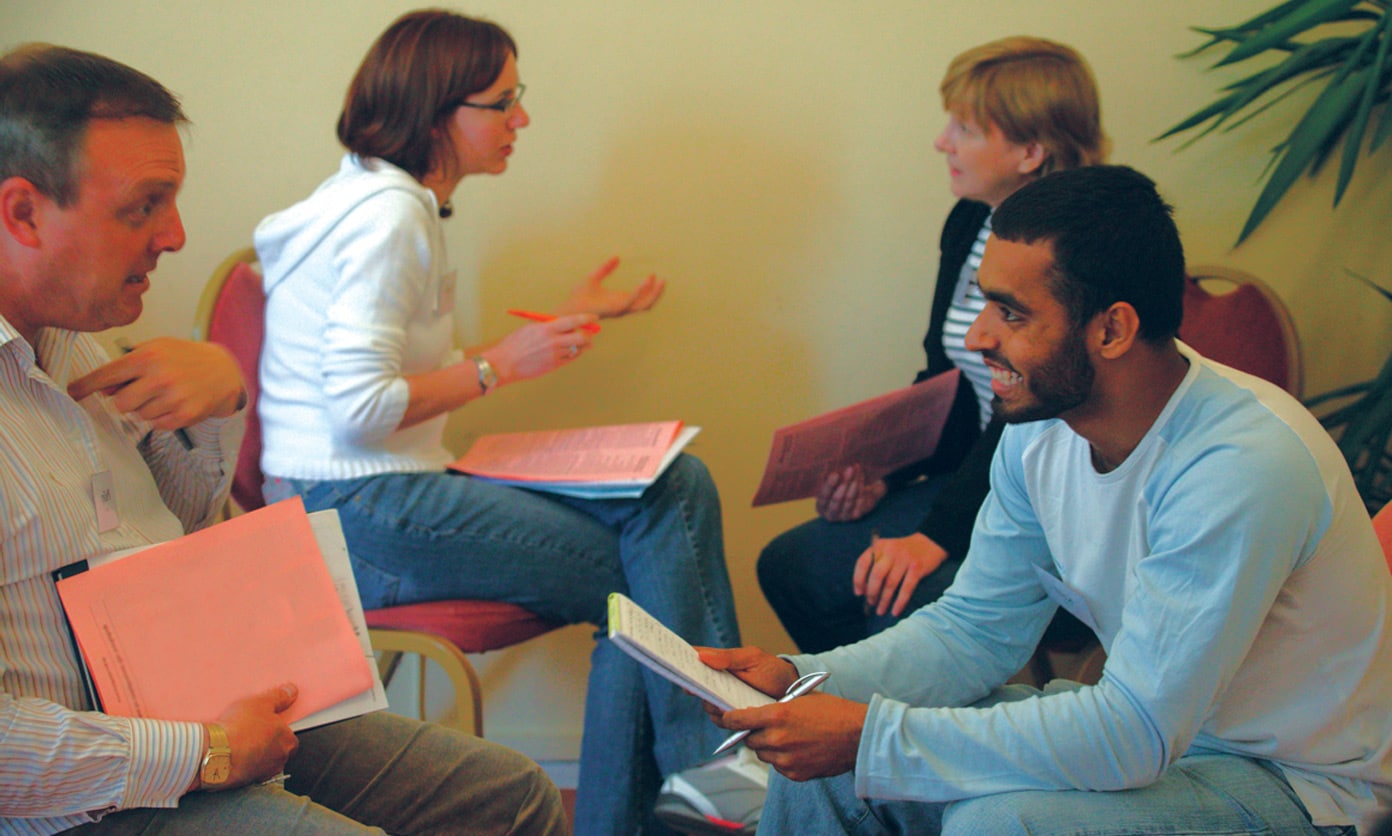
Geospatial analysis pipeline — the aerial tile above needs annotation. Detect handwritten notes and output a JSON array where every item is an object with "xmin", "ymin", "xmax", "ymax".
[{"xmin": 607, "ymin": 592, "xmax": 772, "ymax": 712}]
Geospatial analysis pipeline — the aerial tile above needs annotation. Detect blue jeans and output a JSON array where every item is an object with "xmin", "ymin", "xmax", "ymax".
[
  {"xmin": 264, "ymin": 454, "xmax": 740, "ymax": 836},
  {"xmin": 70, "ymin": 711, "xmax": 564, "ymax": 834},
  {"xmin": 759, "ymin": 686, "xmax": 1352, "ymax": 836},
  {"xmin": 757, "ymin": 477, "xmax": 961, "ymax": 653}
]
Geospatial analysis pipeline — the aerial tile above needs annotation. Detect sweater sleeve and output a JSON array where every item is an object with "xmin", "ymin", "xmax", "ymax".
[{"xmin": 319, "ymin": 191, "xmax": 434, "ymax": 446}]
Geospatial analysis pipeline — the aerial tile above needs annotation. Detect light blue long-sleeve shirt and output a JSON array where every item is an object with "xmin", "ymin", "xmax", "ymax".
[{"xmin": 790, "ymin": 344, "xmax": 1392, "ymax": 827}]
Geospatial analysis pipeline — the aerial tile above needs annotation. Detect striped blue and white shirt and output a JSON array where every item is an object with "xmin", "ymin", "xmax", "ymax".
[
  {"xmin": 940, "ymin": 214, "xmax": 994, "ymax": 429},
  {"xmin": 0, "ymin": 317, "xmax": 241, "ymax": 834}
]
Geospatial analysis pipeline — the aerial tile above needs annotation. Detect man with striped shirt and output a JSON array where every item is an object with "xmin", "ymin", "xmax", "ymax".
[{"xmin": 0, "ymin": 44, "xmax": 563, "ymax": 834}]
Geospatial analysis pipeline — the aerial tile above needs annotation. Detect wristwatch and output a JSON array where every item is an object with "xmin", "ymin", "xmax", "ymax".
[
  {"xmin": 473, "ymin": 356, "xmax": 498, "ymax": 396},
  {"xmin": 199, "ymin": 723, "xmax": 232, "ymax": 788}
]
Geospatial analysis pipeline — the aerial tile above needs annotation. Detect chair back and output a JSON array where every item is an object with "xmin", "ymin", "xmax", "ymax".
[
  {"xmin": 1373, "ymin": 502, "xmax": 1392, "ymax": 575},
  {"xmin": 193, "ymin": 247, "xmax": 267, "ymax": 512},
  {"xmin": 1179, "ymin": 264, "xmax": 1303, "ymax": 398}
]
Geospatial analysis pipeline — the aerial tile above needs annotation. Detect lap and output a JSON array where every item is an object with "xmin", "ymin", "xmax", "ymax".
[{"xmin": 72, "ymin": 712, "xmax": 564, "ymax": 835}]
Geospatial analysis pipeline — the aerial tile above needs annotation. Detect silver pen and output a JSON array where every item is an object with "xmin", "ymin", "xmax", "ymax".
[{"xmin": 712, "ymin": 670, "xmax": 830, "ymax": 756}]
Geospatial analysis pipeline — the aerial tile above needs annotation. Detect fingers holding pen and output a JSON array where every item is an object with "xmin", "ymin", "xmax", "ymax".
[{"xmin": 490, "ymin": 315, "xmax": 597, "ymax": 383}]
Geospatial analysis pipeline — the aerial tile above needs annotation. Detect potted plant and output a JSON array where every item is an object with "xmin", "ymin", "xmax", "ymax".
[{"xmin": 1158, "ymin": 0, "xmax": 1392, "ymax": 512}]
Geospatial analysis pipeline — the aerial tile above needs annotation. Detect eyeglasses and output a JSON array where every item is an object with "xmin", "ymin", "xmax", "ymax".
[{"xmin": 457, "ymin": 83, "xmax": 526, "ymax": 115}]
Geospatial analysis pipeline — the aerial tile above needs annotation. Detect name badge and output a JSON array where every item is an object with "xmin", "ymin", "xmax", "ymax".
[
  {"xmin": 435, "ymin": 270, "xmax": 457, "ymax": 316},
  {"xmin": 92, "ymin": 471, "xmax": 120, "ymax": 533},
  {"xmin": 1032, "ymin": 564, "xmax": 1099, "ymax": 634}
]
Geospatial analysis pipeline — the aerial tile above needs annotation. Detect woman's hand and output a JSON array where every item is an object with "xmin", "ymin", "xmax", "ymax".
[
  {"xmin": 815, "ymin": 465, "xmax": 887, "ymax": 522},
  {"xmin": 557, "ymin": 256, "xmax": 665, "ymax": 319},
  {"xmin": 486, "ymin": 315, "xmax": 596, "ymax": 385},
  {"xmin": 853, "ymin": 532, "xmax": 948, "ymax": 617}
]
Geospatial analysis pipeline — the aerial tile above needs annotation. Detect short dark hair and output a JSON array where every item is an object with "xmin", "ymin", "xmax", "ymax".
[
  {"xmin": 337, "ymin": 9, "xmax": 517, "ymax": 179},
  {"xmin": 992, "ymin": 165, "xmax": 1185, "ymax": 343},
  {"xmin": 0, "ymin": 43, "xmax": 186, "ymax": 206}
]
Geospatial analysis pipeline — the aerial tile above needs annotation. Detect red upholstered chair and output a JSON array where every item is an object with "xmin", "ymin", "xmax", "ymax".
[
  {"xmin": 193, "ymin": 247, "xmax": 560, "ymax": 735},
  {"xmin": 1178, "ymin": 264, "xmax": 1304, "ymax": 398},
  {"xmin": 1373, "ymin": 502, "xmax": 1392, "ymax": 575}
]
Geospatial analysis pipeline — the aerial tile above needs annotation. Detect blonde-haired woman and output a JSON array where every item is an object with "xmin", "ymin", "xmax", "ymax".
[{"xmin": 757, "ymin": 36, "xmax": 1107, "ymax": 655}]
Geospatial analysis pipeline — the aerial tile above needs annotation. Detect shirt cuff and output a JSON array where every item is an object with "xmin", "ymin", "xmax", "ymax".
[{"xmin": 119, "ymin": 718, "xmax": 203, "ymax": 810}]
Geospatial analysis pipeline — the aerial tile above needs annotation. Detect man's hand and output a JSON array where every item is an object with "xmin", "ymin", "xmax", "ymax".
[
  {"xmin": 195, "ymin": 683, "xmax": 300, "ymax": 793},
  {"xmin": 695, "ymin": 647, "xmax": 864, "ymax": 780},
  {"xmin": 697, "ymin": 646, "xmax": 800, "ymax": 701},
  {"xmin": 853, "ymin": 532, "xmax": 949, "ymax": 617},
  {"xmin": 68, "ymin": 338, "xmax": 245, "ymax": 431},
  {"xmin": 557, "ymin": 256, "xmax": 665, "ymax": 319},
  {"xmin": 815, "ymin": 466, "xmax": 887, "ymax": 522},
  {"xmin": 719, "ymin": 692, "xmax": 867, "ymax": 782}
]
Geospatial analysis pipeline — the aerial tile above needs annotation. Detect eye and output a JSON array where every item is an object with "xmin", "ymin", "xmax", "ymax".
[{"xmin": 997, "ymin": 304, "xmax": 1021, "ymax": 323}]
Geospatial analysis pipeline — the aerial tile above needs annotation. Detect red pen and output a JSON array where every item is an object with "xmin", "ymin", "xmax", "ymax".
[{"xmin": 507, "ymin": 309, "xmax": 601, "ymax": 334}]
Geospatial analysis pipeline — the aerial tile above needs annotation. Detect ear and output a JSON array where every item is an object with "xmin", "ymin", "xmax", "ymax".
[
  {"xmin": 1094, "ymin": 301, "xmax": 1141, "ymax": 361},
  {"xmin": 0, "ymin": 177, "xmax": 45, "ymax": 248},
  {"xmin": 1017, "ymin": 141, "xmax": 1047, "ymax": 176}
]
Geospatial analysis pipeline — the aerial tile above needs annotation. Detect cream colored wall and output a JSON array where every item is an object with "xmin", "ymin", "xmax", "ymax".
[{"xmin": 7, "ymin": 1, "xmax": 1390, "ymax": 758}]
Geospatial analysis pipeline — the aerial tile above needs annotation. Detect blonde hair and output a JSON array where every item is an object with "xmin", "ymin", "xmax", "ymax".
[{"xmin": 940, "ymin": 36, "xmax": 1107, "ymax": 176}]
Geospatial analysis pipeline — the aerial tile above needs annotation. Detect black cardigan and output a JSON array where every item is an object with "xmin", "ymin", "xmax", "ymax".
[{"xmin": 884, "ymin": 199, "xmax": 1003, "ymax": 560}]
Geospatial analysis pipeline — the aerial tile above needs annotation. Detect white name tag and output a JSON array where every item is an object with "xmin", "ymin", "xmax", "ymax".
[
  {"xmin": 92, "ymin": 471, "xmax": 120, "ymax": 533},
  {"xmin": 1032, "ymin": 564, "xmax": 1099, "ymax": 634}
]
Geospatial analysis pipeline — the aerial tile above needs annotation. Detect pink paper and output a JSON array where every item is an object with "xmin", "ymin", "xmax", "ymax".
[
  {"xmin": 56, "ymin": 497, "xmax": 372, "ymax": 724},
  {"xmin": 751, "ymin": 370, "xmax": 961, "ymax": 506},
  {"xmin": 450, "ymin": 421, "xmax": 683, "ymax": 483}
]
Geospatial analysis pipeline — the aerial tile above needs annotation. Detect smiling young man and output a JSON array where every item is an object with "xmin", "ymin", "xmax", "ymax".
[
  {"xmin": 701, "ymin": 166, "xmax": 1392, "ymax": 834},
  {"xmin": 0, "ymin": 43, "xmax": 564, "ymax": 835}
]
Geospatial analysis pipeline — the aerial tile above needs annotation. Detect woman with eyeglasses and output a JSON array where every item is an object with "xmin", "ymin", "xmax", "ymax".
[
  {"xmin": 756, "ymin": 36, "xmax": 1108, "ymax": 657},
  {"xmin": 253, "ymin": 10, "xmax": 741, "ymax": 833}
]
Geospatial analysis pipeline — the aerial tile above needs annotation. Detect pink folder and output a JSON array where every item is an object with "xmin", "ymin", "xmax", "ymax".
[{"xmin": 55, "ymin": 497, "xmax": 372, "ymax": 725}]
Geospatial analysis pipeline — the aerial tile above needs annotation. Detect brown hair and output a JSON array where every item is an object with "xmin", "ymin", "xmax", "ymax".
[
  {"xmin": 337, "ymin": 9, "xmax": 516, "ymax": 179},
  {"xmin": 940, "ymin": 37, "xmax": 1107, "ymax": 176},
  {"xmin": 0, "ymin": 43, "xmax": 186, "ymax": 206}
]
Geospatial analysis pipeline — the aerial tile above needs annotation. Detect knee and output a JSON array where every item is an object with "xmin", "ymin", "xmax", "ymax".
[
  {"xmin": 942, "ymin": 791, "xmax": 1057, "ymax": 836},
  {"xmin": 516, "ymin": 760, "xmax": 567, "ymax": 835},
  {"xmin": 668, "ymin": 453, "xmax": 717, "ymax": 498}
]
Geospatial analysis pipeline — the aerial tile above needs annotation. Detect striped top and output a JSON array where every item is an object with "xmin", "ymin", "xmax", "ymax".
[
  {"xmin": 0, "ymin": 317, "xmax": 241, "ymax": 834},
  {"xmin": 940, "ymin": 213, "xmax": 995, "ymax": 429}
]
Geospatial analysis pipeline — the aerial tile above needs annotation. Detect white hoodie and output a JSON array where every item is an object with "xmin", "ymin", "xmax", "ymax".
[{"xmin": 253, "ymin": 154, "xmax": 460, "ymax": 481}]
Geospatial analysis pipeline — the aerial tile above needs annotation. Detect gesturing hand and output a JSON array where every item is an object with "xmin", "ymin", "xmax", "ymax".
[
  {"xmin": 853, "ymin": 532, "xmax": 949, "ymax": 617},
  {"xmin": 558, "ymin": 256, "xmax": 665, "ymax": 319},
  {"xmin": 68, "ymin": 338, "xmax": 245, "ymax": 430}
]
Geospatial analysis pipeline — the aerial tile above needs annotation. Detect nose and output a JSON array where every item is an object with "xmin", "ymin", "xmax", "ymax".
[
  {"xmin": 509, "ymin": 102, "xmax": 530, "ymax": 130},
  {"xmin": 963, "ymin": 306, "xmax": 992, "ymax": 353},
  {"xmin": 154, "ymin": 204, "xmax": 186, "ymax": 253},
  {"xmin": 934, "ymin": 126, "xmax": 950, "ymax": 154}
]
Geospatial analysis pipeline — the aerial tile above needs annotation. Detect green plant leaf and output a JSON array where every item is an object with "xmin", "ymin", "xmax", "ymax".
[
  {"xmin": 1239, "ymin": 68, "xmax": 1367, "ymax": 241},
  {"xmin": 1218, "ymin": 0, "xmax": 1363, "ymax": 66},
  {"xmin": 1335, "ymin": 13, "xmax": 1392, "ymax": 201},
  {"xmin": 1157, "ymin": 40, "xmax": 1353, "ymax": 143}
]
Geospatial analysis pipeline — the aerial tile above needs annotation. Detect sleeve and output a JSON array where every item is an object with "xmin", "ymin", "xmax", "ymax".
[
  {"xmin": 913, "ymin": 416, "xmax": 1002, "ymax": 558},
  {"xmin": 141, "ymin": 414, "xmax": 244, "ymax": 534},
  {"xmin": 790, "ymin": 424, "xmax": 1057, "ymax": 709},
  {"xmin": 844, "ymin": 426, "xmax": 1328, "ymax": 803},
  {"xmin": 0, "ymin": 691, "xmax": 203, "ymax": 823},
  {"xmin": 320, "ymin": 191, "xmax": 435, "ymax": 446}
]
